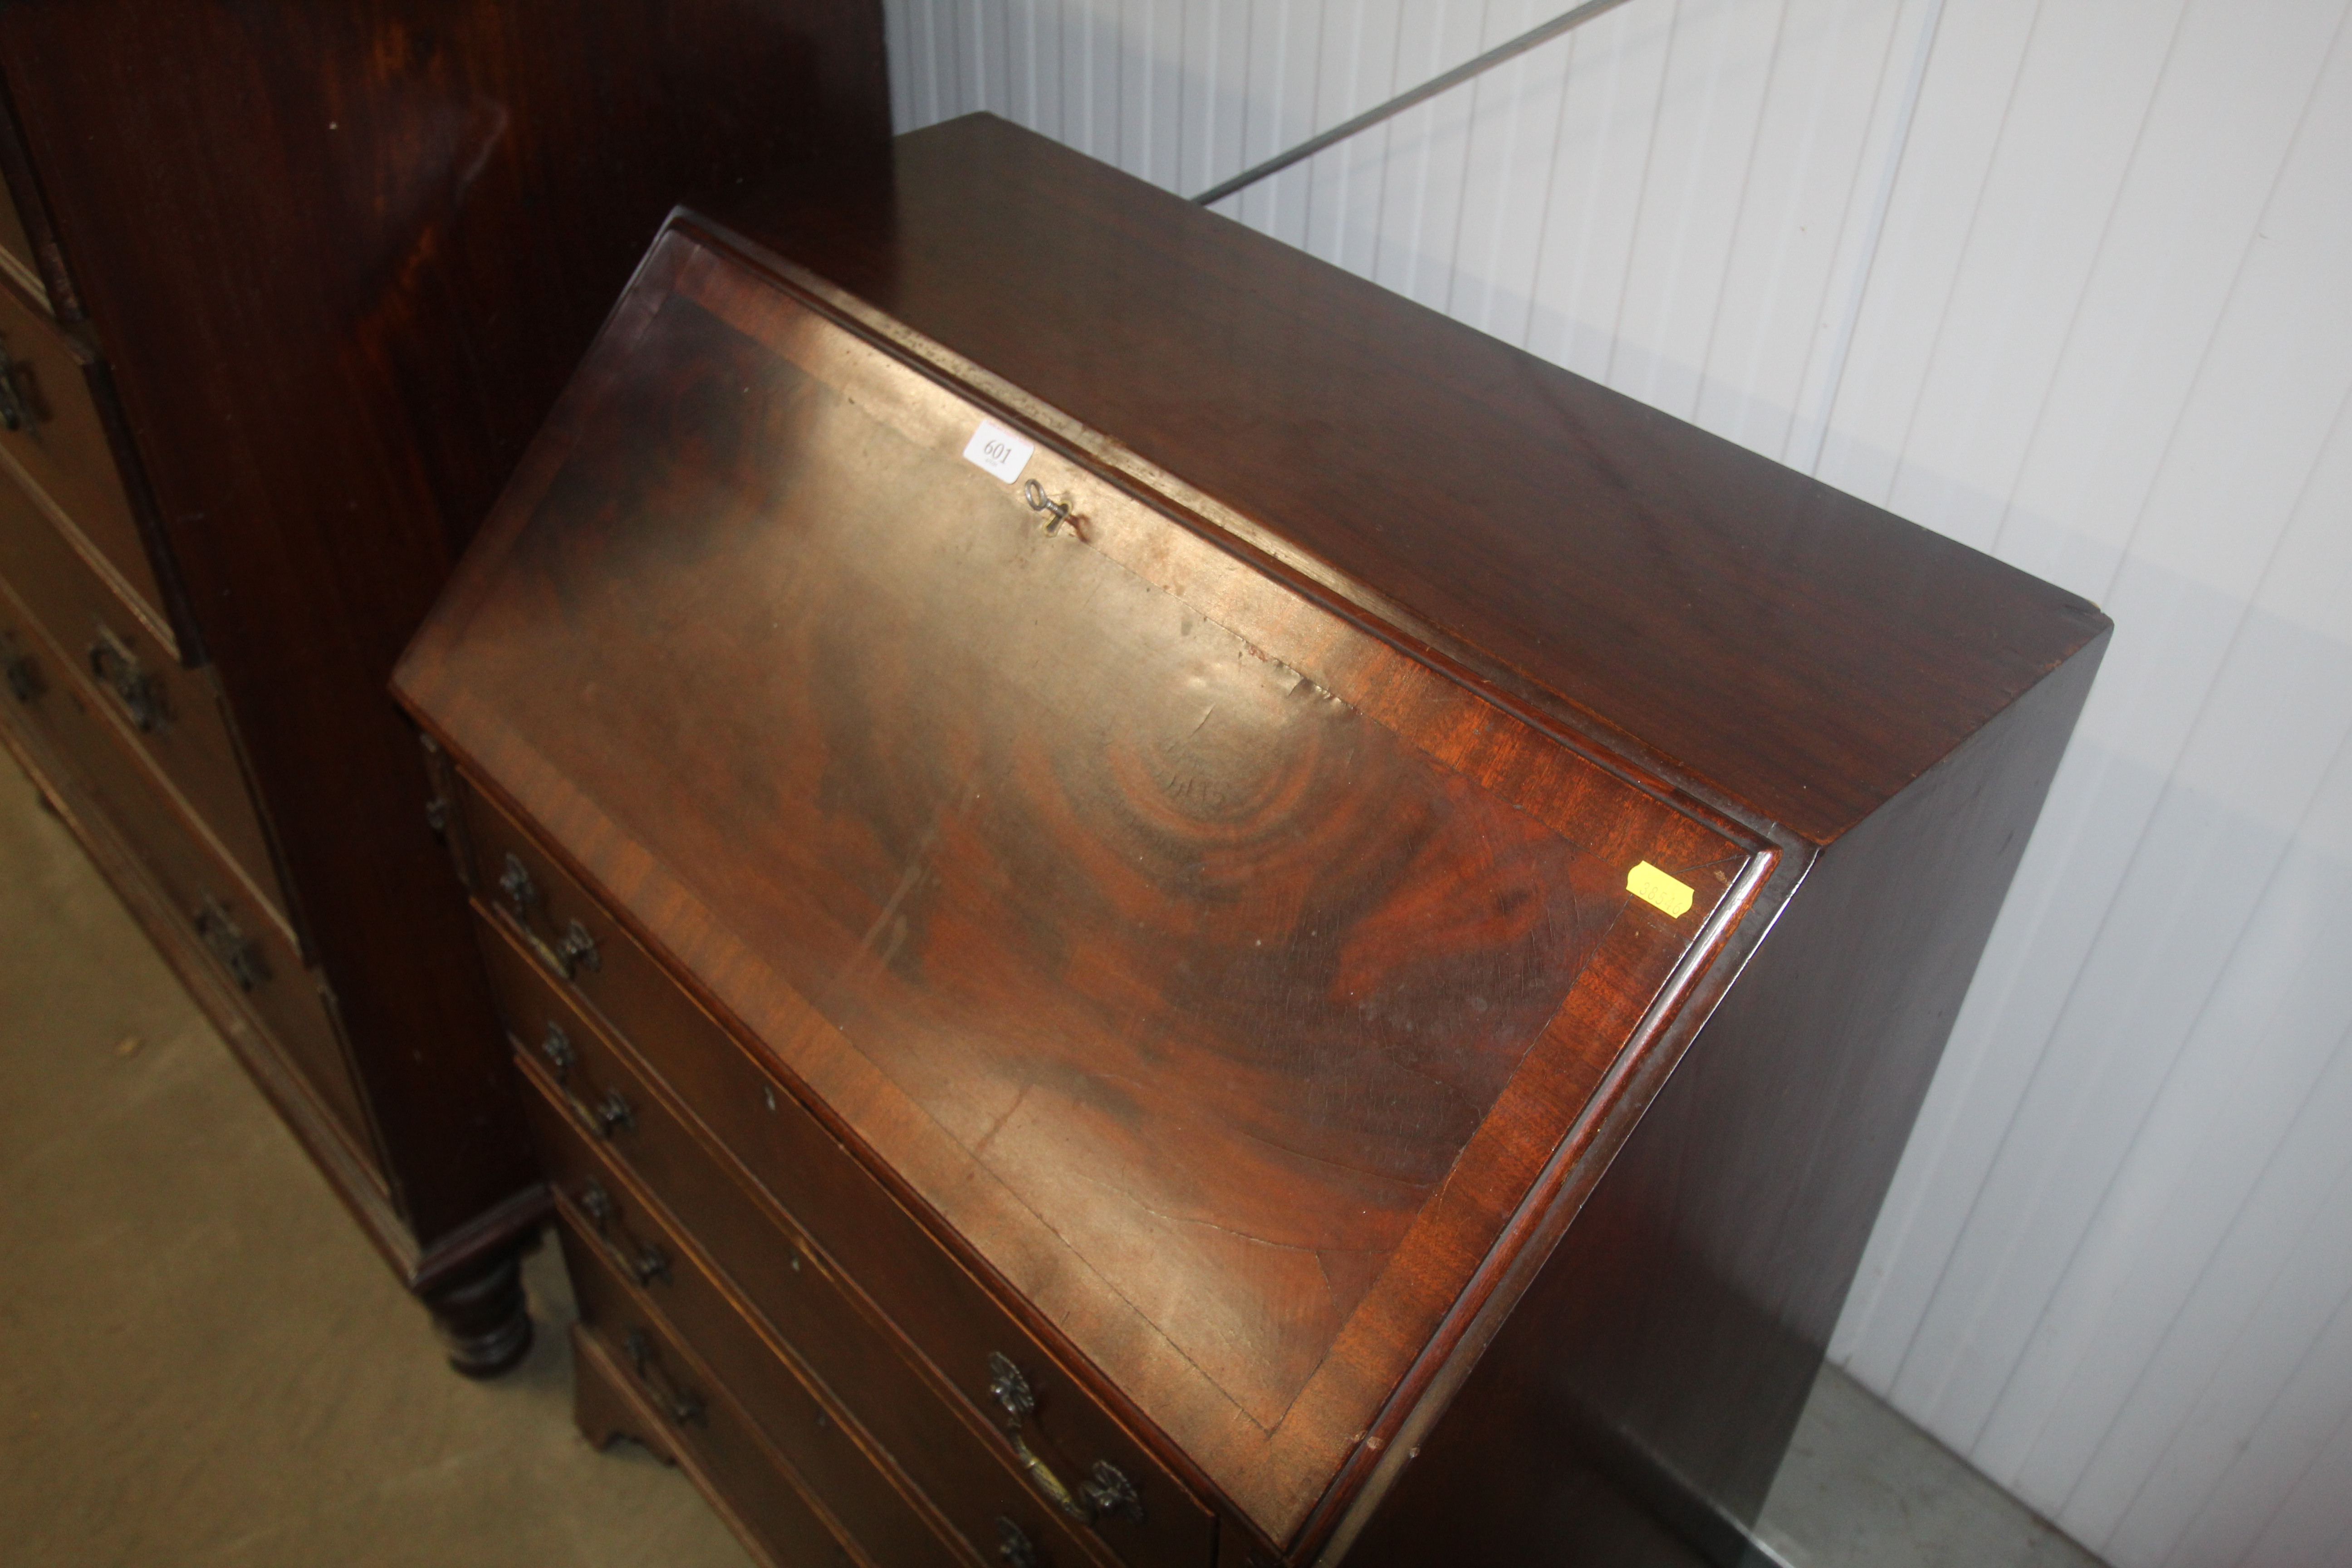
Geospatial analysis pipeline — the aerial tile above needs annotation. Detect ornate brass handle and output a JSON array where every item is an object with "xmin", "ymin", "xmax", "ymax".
[
  {"xmin": 572, "ymin": 1083, "xmax": 632, "ymax": 1139},
  {"xmin": 1010, "ymin": 1427, "xmax": 1090, "ymax": 1521},
  {"xmin": 0, "ymin": 345, "xmax": 32, "ymax": 432},
  {"xmin": 622, "ymin": 1328, "xmax": 705, "ymax": 1428},
  {"xmin": 195, "ymin": 895, "xmax": 267, "ymax": 991},
  {"xmin": 557, "ymin": 919, "xmax": 600, "ymax": 974},
  {"xmin": 985, "ymin": 1353, "xmax": 1143, "ymax": 1526},
  {"xmin": 1082, "ymin": 1459, "xmax": 1146, "ymax": 1524},
  {"xmin": 536, "ymin": 1021, "xmax": 633, "ymax": 1140},
  {"xmin": 2, "ymin": 630, "xmax": 42, "ymax": 702},
  {"xmin": 995, "ymin": 1517, "xmax": 1041, "ymax": 1568},
  {"xmin": 497, "ymin": 854, "xmax": 600, "ymax": 980},
  {"xmin": 86, "ymin": 624, "xmax": 167, "ymax": 733},
  {"xmin": 574, "ymin": 1178, "xmax": 671, "ymax": 1288},
  {"xmin": 987, "ymin": 1351, "xmax": 1037, "ymax": 1422},
  {"xmin": 498, "ymin": 852, "xmax": 539, "ymax": 919}
]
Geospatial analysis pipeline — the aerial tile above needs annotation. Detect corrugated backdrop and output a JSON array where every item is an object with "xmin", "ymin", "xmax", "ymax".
[{"xmin": 879, "ymin": 3, "xmax": 2352, "ymax": 1563}]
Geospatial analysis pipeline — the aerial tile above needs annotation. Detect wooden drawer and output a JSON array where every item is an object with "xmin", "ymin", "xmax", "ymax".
[
  {"xmin": 0, "ymin": 584, "xmax": 368, "ymax": 1153},
  {"xmin": 570, "ymin": 1300, "xmax": 855, "ymax": 1568},
  {"xmin": 463, "ymin": 789, "xmax": 1216, "ymax": 1568},
  {"xmin": 0, "ymin": 280, "xmax": 162, "ymax": 620},
  {"xmin": 0, "ymin": 474, "xmax": 282, "ymax": 916},
  {"xmin": 533, "ymin": 1087, "xmax": 974, "ymax": 1568},
  {"xmin": 497, "ymin": 935, "xmax": 1113, "ymax": 1568}
]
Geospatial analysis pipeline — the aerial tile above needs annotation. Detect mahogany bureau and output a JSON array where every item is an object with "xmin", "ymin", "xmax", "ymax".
[
  {"xmin": 395, "ymin": 116, "xmax": 2111, "ymax": 1565},
  {"xmin": 0, "ymin": 4, "xmax": 886, "ymax": 1370}
]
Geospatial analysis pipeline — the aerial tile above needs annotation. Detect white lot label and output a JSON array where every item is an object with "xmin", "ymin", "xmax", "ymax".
[{"xmin": 961, "ymin": 418, "xmax": 1035, "ymax": 484}]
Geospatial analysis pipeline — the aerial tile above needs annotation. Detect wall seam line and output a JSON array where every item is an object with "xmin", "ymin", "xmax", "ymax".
[{"xmin": 1790, "ymin": 0, "xmax": 1945, "ymax": 477}]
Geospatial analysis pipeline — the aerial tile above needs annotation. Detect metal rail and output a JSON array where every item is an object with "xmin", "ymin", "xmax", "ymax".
[{"xmin": 1191, "ymin": 0, "xmax": 1642, "ymax": 206}]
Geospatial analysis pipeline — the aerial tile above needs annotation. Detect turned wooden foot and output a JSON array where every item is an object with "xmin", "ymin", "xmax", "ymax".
[
  {"xmin": 570, "ymin": 1322, "xmax": 677, "ymax": 1465},
  {"xmin": 423, "ymin": 1246, "xmax": 534, "ymax": 1379}
]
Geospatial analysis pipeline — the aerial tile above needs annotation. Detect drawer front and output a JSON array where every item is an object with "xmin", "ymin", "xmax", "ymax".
[
  {"xmin": 464, "ymin": 789, "xmax": 1214, "ymax": 1568},
  {"xmin": 0, "ymin": 590, "xmax": 370, "ymax": 1153},
  {"xmin": 532, "ymin": 1088, "xmax": 973, "ymax": 1568},
  {"xmin": 0, "ymin": 475, "xmax": 282, "ymax": 915},
  {"xmin": 497, "ymin": 947, "xmax": 1107, "ymax": 1568},
  {"xmin": 569, "ymin": 1302, "xmax": 854, "ymax": 1568},
  {"xmin": 0, "ymin": 281, "xmax": 162, "ymax": 619}
]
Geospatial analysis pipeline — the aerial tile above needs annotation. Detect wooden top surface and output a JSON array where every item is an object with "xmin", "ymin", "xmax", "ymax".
[
  {"xmin": 729, "ymin": 115, "xmax": 2111, "ymax": 847},
  {"xmin": 397, "ymin": 220, "xmax": 1765, "ymax": 1539}
]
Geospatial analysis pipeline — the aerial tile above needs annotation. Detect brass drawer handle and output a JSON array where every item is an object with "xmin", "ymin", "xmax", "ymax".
[
  {"xmin": 497, "ymin": 853, "xmax": 600, "ymax": 980},
  {"xmin": 987, "ymin": 1354, "xmax": 1083, "ymax": 1519},
  {"xmin": 1082, "ymin": 1459, "xmax": 1146, "ymax": 1525},
  {"xmin": 574, "ymin": 1178, "xmax": 671, "ymax": 1288},
  {"xmin": 557, "ymin": 918, "xmax": 600, "ymax": 974},
  {"xmin": 498, "ymin": 852, "xmax": 540, "ymax": 920},
  {"xmin": 622, "ymin": 1328, "xmax": 705, "ymax": 1428},
  {"xmin": 985, "ymin": 1353, "xmax": 1143, "ymax": 1525},
  {"xmin": 538, "ymin": 1018, "xmax": 575, "ymax": 1077},
  {"xmin": 0, "ymin": 344, "xmax": 34, "ymax": 432},
  {"xmin": 536, "ymin": 1021, "xmax": 633, "ymax": 1140},
  {"xmin": 987, "ymin": 1351, "xmax": 1037, "ymax": 1423},
  {"xmin": 86, "ymin": 624, "xmax": 167, "ymax": 734},
  {"xmin": 195, "ymin": 895, "xmax": 268, "ymax": 991},
  {"xmin": 995, "ymin": 1518, "xmax": 1041, "ymax": 1568},
  {"xmin": 1010, "ymin": 1427, "xmax": 1089, "ymax": 1522},
  {"xmin": 2, "ymin": 630, "xmax": 42, "ymax": 702},
  {"xmin": 579, "ymin": 1085, "xmax": 633, "ymax": 1140}
]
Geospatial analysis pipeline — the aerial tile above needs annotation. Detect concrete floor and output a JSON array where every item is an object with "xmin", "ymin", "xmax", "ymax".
[
  {"xmin": 0, "ymin": 745, "xmax": 2105, "ymax": 1568},
  {"xmin": 1755, "ymin": 1367, "xmax": 2105, "ymax": 1568}
]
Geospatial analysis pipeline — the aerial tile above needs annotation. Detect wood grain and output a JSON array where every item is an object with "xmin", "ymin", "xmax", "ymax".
[
  {"xmin": 400, "ymin": 221, "xmax": 1752, "ymax": 1540},
  {"xmin": 466, "ymin": 808, "xmax": 1216, "ymax": 1568},
  {"xmin": 729, "ymin": 114, "xmax": 2108, "ymax": 848}
]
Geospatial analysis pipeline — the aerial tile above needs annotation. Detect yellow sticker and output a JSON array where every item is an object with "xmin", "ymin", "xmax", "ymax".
[{"xmin": 1626, "ymin": 861, "xmax": 1694, "ymax": 918}]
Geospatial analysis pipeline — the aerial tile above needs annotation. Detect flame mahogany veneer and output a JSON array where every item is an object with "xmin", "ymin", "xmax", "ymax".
[{"xmin": 397, "ymin": 116, "xmax": 2110, "ymax": 1566}]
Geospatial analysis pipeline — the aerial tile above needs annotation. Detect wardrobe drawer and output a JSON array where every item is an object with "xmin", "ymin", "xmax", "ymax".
[
  {"xmin": 0, "ymin": 586, "xmax": 368, "ymax": 1153},
  {"xmin": 498, "ymin": 954, "xmax": 1110, "ymax": 1568},
  {"xmin": 0, "ymin": 473, "xmax": 282, "ymax": 914},
  {"xmin": 0, "ymin": 279, "xmax": 161, "ymax": 618},
  {"xmin": 570, "ymin": 1307, "xmax": 853, "ymax": 1568},
  {"xmin": 463, "ymin": 792, "xmax": 1213, "ymax": 1568}
]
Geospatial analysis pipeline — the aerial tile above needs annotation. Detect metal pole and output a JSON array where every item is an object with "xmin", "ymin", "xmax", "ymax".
[{"xmin": 1191, "ymin": 0, "xmax": 1642, "ymax": 207}]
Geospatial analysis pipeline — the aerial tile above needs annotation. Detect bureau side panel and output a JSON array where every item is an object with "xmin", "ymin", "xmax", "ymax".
[{"xmin": 1347, "ymin": 632, "xmax": 2109, "ymax": 1567}]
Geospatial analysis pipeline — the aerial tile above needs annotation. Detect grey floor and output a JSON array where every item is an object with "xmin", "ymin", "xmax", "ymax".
[{"xmin": 0, "ymin": 745, "xmax": 2104, "ymax": 1568}]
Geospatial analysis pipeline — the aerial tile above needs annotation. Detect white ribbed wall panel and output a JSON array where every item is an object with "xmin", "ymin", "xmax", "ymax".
[{"xmin": 879, "ymin": 5, "xmax": 2352, "ymax": 1564}]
